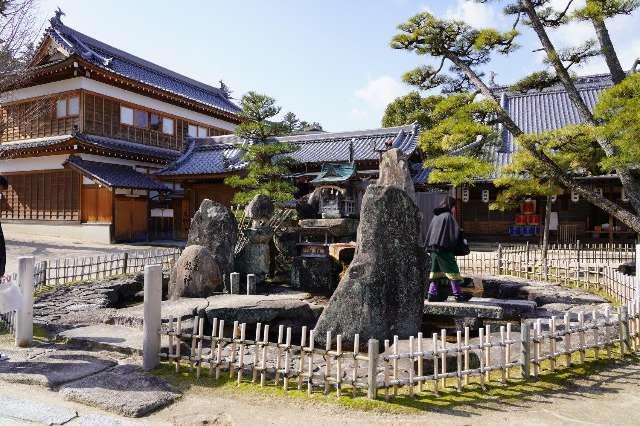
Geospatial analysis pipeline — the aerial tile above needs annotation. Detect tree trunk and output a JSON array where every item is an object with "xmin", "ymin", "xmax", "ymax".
[
  {"xmin": 591, "ymin": 16, "xmax": 626, "ymax": 84},
  {"xmin": 521, "ymin": 0, "xmax": 640, "ymax": 215},
  {"xmin": 447, "ymin": 54, "xmax": 640, "ymax": 233},
  {"xmin": 541, "ymin": 195, "xmax": 552, "ymax": 280}
]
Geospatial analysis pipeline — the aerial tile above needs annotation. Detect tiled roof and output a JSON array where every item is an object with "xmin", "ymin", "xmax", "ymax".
[
  {"xmin": 74, "ymin": 133, "xmax": 180, "ymax": 161},
  {"xmin": 310, "ymin": 163, "xmax": 356, "ymax": 184},
  {"xmin": 281, "ymin": 124, "xmax": 419, "ymax": 163},
  {"xmin": 157, "ymin": 136, "xmax": 246, "ymax": 176},
  {"xmin": 64, "ymin": 155, "xmax": 170, "ymax": 191},
  {"xmin": 45, "ymin": 15, "xmax": 241, "ymax": 116},
  {"xmin": 0, "ymin": 133, "xmax": 180, "ymax": 162},
  {"xmin": 486, "ymin": 74, "xmax": 612, "ymax": 178},
  {"xmin": 157, "ymin": 123, "xmax": 420, "ymax": 177},
  {"xmin": 0, "ymin": 135, "xmax": 73, "ymax": 157}
]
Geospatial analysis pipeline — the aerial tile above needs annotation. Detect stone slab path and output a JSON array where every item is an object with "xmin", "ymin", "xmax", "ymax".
[
  {"xmin": 0, "ymin": 349, "xmax": 116, "ymax": 388},
  {"xmin": 60, "ymin": 364, "xmax": 182, "ymax": 417}
]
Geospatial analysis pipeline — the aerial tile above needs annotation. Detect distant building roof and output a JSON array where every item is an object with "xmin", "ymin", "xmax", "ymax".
[
  {"xmin": 64, "ymin": 155, "xmax": 170, "ymax": 191},
  {"xmin": 485, "ymin": 73, "xmax": 613, "ymax": 178},
  {"xmin": 42, "ymin": 13, "xmax": 241, "ymax": 116},
  {"xmin": 157, "ymin": 123, "xmax": 420, "ymax": 177},
  {"xmin": 310, "ymin": 163, "xmax": 356, "ymax": 184}
]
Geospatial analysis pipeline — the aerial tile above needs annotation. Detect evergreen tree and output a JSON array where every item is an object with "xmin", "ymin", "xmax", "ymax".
[
  {"xmin": 224, "ymin": 92, "xmax": 298, "ymax": 205},
  {"xmin": 390, "ymin": 2, "xmax": 640, "ymax": 232}
]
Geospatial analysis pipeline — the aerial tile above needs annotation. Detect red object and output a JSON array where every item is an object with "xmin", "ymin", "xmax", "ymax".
[
  {"xmin": 515, "ymin": 214, "xmax": 527, "ymax": 225},
  {"xmin": 527, "ymin": 214, "xmax": 540, "ymax": 225},
  {"xmin": 522, "ymin": 199, "xmax": 537, "ymax": 215}
]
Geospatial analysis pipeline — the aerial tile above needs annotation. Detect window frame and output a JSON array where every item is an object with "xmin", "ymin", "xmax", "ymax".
[
  {"xmin": 55, "ymin": 99, "xmax": 67, "ymax": 118},
  {"xmin": 67, "ymin": 96, "xmax": 80, "ymax": 116},
  {"xmin": 120, "ymin": 106, "xmax": 134, "ymax": 125},
  {"xmin": 162, "ymin": 117, "xmax": 174, "ymax": 135}
]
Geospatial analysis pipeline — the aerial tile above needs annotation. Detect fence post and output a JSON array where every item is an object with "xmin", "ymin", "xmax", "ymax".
[
  {"xmin": 143, "ymin": 264, "xmax": 163, "ymax": 371},
  {"xmin": 576, "ymin": 240, "xmax": 581, "ymax": 265},
  {"xmin": 41, "ymin": 260, "xmax": 48, "ymax": 287},
  {"xmin": 635, "ymin": 242, "xmax": 639, "ymax": 304},
  {"xmin": 367, "ymin": 339, "xmax": 379, "ymax": 400},
  {"xmin": 122, "ymin": 252, "xmax": 129, "ymax": 275},
  {"xmin": 15, "ymin": 256, "xmax": 35, "ymax": 348},
  {"xmin": 619, "ymin": 306, "xmax": 631, "ymax": 355},
  {"xmin": 520, "ymin": 320, "xmax": 530, "ymax": 380},
  {"xmin": 497, "ymin": 244, "xmax": 503, "ymax": 275},
  {"xmin": 246, "ymin": 274, "xmax": 256, "ymax": 295}
]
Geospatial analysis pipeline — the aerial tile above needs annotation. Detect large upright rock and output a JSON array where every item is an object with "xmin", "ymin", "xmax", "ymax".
[
  {"xmin": 376, "ymin": 148, "xmax": 416, "ymax": 203},
  {"xmin": 169, "ymin": 245, "xmax": 222, "ymax": 299},
  {"xmin": 187, "ymin": 199, "xmax": 237, "ymax": 278},
  {"xmin": 313, "ymin": 185, "xmax": 426, "ymax": 346}
]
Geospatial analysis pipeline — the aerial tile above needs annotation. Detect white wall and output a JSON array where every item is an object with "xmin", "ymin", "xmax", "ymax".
[{"xmin": 2, "ymin": 76, "xmax": 236, "ymax": 131}]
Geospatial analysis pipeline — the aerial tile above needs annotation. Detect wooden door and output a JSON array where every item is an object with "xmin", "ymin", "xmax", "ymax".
[
  {"xmin": 114, "ymin": 196, "xmax": 148, "ymax": 241},
  {"xmin": 81, "ymin": 185, "xmax": 113, "ymax": 223}
]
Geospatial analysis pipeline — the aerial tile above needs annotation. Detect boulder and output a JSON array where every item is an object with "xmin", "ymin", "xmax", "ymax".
[
  {"xmin": 313, "ymin": 185, "xmax": 426, "ymax": 347},
  {"xmin": 169, "ymin": 245, "xmax": 222, "ymax": 299},
  {"xmin": 235, "ymin": 228, "xmax": 272, "ymax": 283},
  {"xmin": 187, "ymin": 199, "xmax": 237, "ymax": 279},
  {"xmin": 376, "ymin": 148, "xmax": 416, "ymax": 203},
  {"xmin": 244, "ymin": 194, "xmax": 274, "ymax": 220}
]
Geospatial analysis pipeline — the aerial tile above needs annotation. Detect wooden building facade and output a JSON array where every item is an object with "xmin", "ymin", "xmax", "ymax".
[{"xmin": 0, "ymin": 11, "xmax": 241, "ymax": 243}]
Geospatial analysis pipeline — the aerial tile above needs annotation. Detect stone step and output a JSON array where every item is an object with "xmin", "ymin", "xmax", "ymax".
[
  {"xmin": 468, "ymin": 297, "xmax": 537, "ymax": 317},
  {"xmin": 424, "ymin": 301, "xmax": 503, "ymax": 319},
  {"xmin": 59, "ymin": 325, "xmax": 169, "ymax": 355}
]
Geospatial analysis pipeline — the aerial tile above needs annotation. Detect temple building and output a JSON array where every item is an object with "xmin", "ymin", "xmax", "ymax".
[
  {"xmin": 0, "ymin": 11, "xmax": 241, "ymax": 242},
  {"xmin": 450, "ymin": 74, "xmax": 636, "ymax": 242}
]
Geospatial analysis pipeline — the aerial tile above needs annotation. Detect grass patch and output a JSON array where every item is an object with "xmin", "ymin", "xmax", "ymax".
[{"xmin": 152, "ymin": 347, "xmax": 638, "ymax": 414}]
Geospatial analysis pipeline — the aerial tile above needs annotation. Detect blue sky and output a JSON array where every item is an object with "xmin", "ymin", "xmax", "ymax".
[{"xmin": 37, "ymin": 0, "xmax": 640, "ymax": 131}]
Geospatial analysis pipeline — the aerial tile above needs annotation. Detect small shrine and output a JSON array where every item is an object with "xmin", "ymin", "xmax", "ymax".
[{"xmin": 307, "ymin": 163, "xmax": 360, "ymax": 218}]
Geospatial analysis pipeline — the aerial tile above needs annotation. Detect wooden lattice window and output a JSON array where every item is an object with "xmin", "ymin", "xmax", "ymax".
[{"xmin": 0, "ymin": 170, "xmax": 81, "ymax": 221}]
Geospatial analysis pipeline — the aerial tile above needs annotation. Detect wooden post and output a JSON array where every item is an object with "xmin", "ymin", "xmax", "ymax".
[
  {"xmin": 15, "ymin": 257, "xmax": 35, "ymax": 348},
  {"xmin": 497, "ymin": 243, "xmax": 503, "ymax": 275},
  {"xmin": 520, "ymin": 320, "xmax": 530, "ymax": 380},
  {"xmin": 635, "ymin": 242, "xmax": 640, "ymax": 304},
  {"xmin": 142, "ymin": 264, "xmax": 162, "ymax": 371},
  {"xmin": 619, "ymin": 306, "xmax": 631, "ymax": 355},
  {"xmin": 367, "ymin": 339, "xmax": 379, "ymax": 400},
  {"xmin": 41, "ymin": 260, "xmax": 48, "ymax": 287},
  {"xmin": 122, "ymin": 252, "xmax": 129, "ymax": 274}
]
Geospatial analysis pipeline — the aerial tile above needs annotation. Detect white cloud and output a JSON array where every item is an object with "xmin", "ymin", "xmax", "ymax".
[
  {"xmin": 444, "ymin": 0, "xmax": 502, "ymax": 29},
  {"xmin": 354, "ymin": 75, "xmax": 407, "ymax": 108}
]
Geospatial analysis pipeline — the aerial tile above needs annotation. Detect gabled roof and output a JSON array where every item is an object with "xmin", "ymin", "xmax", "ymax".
[
  {"xmin": 310, "ymin": 163, "xmax": 356, "ymax": 184},
  {"xmin": 0, "ymin": 132, "xmax": 180, "ymax": 162},
  {"xmin": 64, "ymin": 155, "xmax": 170, "ymax": 191},
  {"xmin": 36, "ymin": 13, "xmax": 241, "ymax": 116},
  {"xmin": 157, "ymin": 123, "xmax": 420, "ymax": 177},
  {"xmin": 157, "ymin": 136, "xmax": 246, "ymax": 177}
]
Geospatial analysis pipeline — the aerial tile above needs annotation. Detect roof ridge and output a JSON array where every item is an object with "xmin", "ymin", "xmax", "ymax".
[{"xmin": 49, "ymin": 20, "xmax": 227, "ymax": 99}]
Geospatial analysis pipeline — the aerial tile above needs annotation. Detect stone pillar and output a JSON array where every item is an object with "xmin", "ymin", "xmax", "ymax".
[
  {"xmin": 143, "ymin": 264, "xmax": 162, "ymax": 371},
  {"xmin": 15, "ymin": 256, "xmax": 34, "ymax": 348},
  {"xmin": 247, "ymin": 274, "xmax": 257, "ymax": 295},
  {"xmin": 635, "ymin": 243, "xmax": 639, "ymax": 304},
  {"xmin": 230, "ymin": 272, "xmax": 240, "ymax": 294}
]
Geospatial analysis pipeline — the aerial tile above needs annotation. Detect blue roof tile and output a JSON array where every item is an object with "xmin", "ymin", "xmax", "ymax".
[
  {"xmin": 64, "ymin": 155, "xmax": 170, "ymax": 191},
  {"xmin": 157, "ymin": 124, "xmax": 420, "ymax": 177},
  {"xmin": 46, "ymin": 16, "xmax": 241, "ymax": 116}
]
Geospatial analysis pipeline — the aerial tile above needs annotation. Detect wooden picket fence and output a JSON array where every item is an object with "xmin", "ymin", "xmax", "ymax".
[
  {"xmin": 1, "ymin": 247, "xmax": 181, "ymax": 292},
  {"xmin": 458, "ymin": 242, "xmax": 638, "ymax": 305},
  {"xmin": 156, "ymin": 301, "xmax": 640, "ymax": 400}
]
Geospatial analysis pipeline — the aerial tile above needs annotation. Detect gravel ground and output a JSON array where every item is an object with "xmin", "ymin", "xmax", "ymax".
[{"xmin": 3, "ymin": 230, "xmax": 180, "ymax": 276}]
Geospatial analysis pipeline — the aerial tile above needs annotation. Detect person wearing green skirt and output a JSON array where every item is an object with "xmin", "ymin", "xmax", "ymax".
[{"xmin": 424, "ymin": 196, "xmax": 467, "ymax": 302}]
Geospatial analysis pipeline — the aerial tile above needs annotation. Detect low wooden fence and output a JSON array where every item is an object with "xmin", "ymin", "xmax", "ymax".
[
  {"xmin": 153, "ymin": 303, "xmax": 639, "ymax": 400},
  {"xmin": 23, "ymin": 247, "xmax": 180, "ymax": 290},
  {"xmin": 459, "ymin": 242, "xmax": 638, "ymax": 305}
]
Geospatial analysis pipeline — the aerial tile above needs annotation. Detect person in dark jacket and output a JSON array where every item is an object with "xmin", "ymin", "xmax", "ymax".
[{"xmin": 424, "ymin": 196, "xmax": 466, "ymax": 302}]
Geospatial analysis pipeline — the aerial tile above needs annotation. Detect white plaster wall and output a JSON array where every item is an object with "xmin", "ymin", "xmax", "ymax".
[
  {"xmin": 3, "ymin": 222, "xmax": 112, "ymax": 244},
  {"xmin": 2, "ymin": 76, "xmax": 236, "ymax": 131}
]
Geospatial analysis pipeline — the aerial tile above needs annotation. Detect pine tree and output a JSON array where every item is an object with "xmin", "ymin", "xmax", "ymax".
[
  {"xmin": 224, "ymin": 92, "xmax": 298, "ymax": 206},
  {"xmin": 389, "ymin": 2, "xmax": 640, "ymax": 232}
]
